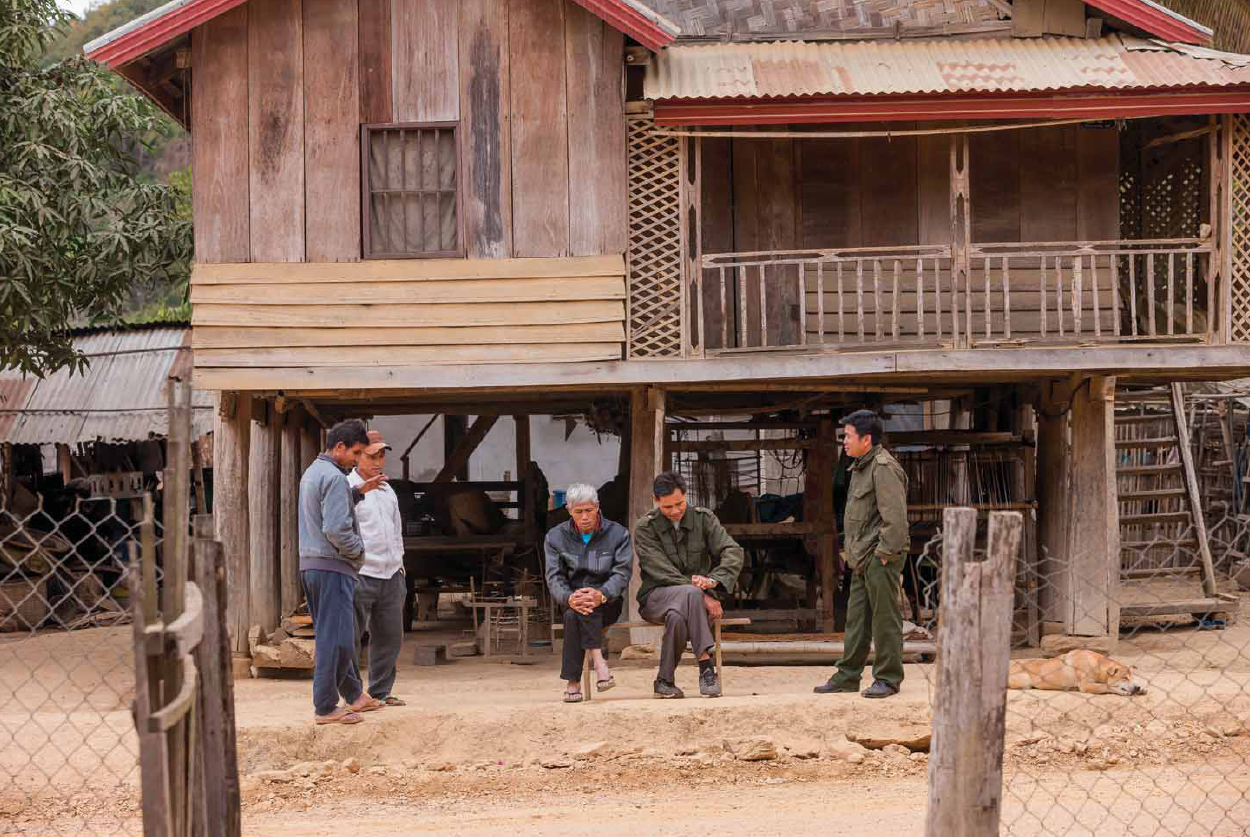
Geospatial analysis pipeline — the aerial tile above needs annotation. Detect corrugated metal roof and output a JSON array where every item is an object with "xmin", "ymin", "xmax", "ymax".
[
  {"xmin": 0, "ymin": 327, "xmax": 212, "ymax": 446},
  {"xmin": 644, "ymin": 35, "xmax": 1250, "ymax": 100}
]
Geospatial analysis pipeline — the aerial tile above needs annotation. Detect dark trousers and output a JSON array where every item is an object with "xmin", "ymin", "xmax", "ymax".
[
  {"xmin": 829, "ymin": 555, "xmax": 906, "ymax": 688},
  {"xmin": 302, "ymin": 569, "xmax": 363, "ymax": 715},
  {"xmin": 353, "ymin": 571, "xmax": 406, "ymax": 701},
  {"xmin": 640, "ymin": 584, "xmax": 716, "ymax": 683},
  {"xmin": 560, "ymin": 598, "xmax": 623, "ymax": 682}
]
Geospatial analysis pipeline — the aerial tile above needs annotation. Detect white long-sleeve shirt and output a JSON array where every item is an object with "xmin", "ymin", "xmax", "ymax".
[{"xmin": 347, "ymin": 470, "xmax": 405, "ymax": 580}]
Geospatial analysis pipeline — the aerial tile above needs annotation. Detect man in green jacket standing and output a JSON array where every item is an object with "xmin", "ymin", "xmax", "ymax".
[
  {"xmin": 636, "ymin": 471, "xmax": 744, "ymax": 699},
  {"xmin": 815, "ymin": 410, "xmax": 910, "ymax": 699}
]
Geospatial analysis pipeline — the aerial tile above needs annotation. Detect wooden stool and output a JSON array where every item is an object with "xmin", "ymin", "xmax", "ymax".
[{"xmin": 581, "ymin": 617, "xmax": 751, "ymax": 701}]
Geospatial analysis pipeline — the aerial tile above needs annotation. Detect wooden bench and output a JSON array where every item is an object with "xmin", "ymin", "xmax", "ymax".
[{"xmin": 579, "ymin": 617, "xmax": 751, "ymax": 701}]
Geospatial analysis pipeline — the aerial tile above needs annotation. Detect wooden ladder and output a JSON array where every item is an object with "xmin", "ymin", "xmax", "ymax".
[{"xmin": 1115, "ymin": 384, "xmax": 1232, "ymax": 622}]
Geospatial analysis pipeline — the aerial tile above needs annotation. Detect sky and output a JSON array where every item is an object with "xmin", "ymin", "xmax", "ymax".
[{"xmin": 58, "ymin": 0, "xmax": 96, "ymax": 17}]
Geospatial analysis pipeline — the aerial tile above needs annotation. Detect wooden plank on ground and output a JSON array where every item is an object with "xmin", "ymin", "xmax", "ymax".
[
  {"xmin": 358, "ymin": 0, "xmax": 392, "ymax": 123},
  {"xmin": 191, "ymin": 6, "xmax": 249, "ymax": 263},
  {"xmin": 459, "ymin": 0, "xmax": 512, "ymax": 258},
  {"xmin": 191, "ymin": 255, "xmax": 624, "ymax": 283},
  {"xmin": 392, "ymin": 0, "xmax": 459, "ymax": 122},
  {"xmin": 304, "ymin": 0, "xmax": 360, "ymax": 262},
  {"xmin": 192, "ymin": 322, "xmax": 624, "ymax": 349},
  {"xmin": 1021, "ymin": 126, "xmax": 1078, "ymax": 242},
  {"xmin": 197, "ymin": 342, "xmax": 624, "ymax": 367},
  {"xmin": 248, "ymin": 0, "xmax": 305, "ymax": 262},
  {"xmin": 565, "ymin": 5, "xmax": 626, "ymax": 256},
  {"xmin": 509, "ymin": 0, "xmax": 570, "ymax": 257},
  {"xmin": 191, "ymin": 299, "xmax": 625, "ymax": 328},
  {"xmin": 190, "ymin": 276, "xmax": 625, "ymax": 304}
]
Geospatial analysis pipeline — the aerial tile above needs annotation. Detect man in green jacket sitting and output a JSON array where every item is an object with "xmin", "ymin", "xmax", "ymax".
[
  {"xmin": 636, "ymin": 471, "xmax": 744, "ymax": 699},
  {"xmin": 815, "ymin": 409, "xmax": 910, "ymax": 699}
]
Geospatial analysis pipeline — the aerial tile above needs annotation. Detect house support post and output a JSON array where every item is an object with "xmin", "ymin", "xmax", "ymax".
[
  {"xmin": 628, "ymin": 386, "xmax": 666, "ymax": 645},
  {"xmin": 1036, "ymin": 381, "xmax": 1070, "ymax": 630},
  {"xmin": 803, "ymin": 417, "xmax": 838, "ymax": 632},
  {"xmin": 1066, "ymin": 376, "xmax": 1119, "ymax": 640},
  {"xmin": 248, "ymin": 398, "xmax": 280, "ymax": 638},
  {"xmin": 279, "ymin": 404, "xmax": 303, "ymax": 617},
  {"xmin": 213, "ymin": 391, "xmax": 251, "ymax": 656}
]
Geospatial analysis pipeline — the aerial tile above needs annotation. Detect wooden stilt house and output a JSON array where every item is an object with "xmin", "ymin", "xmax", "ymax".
[{"xmin": 88, "ymin": 0, "xmax": 1250, "ymax": 658}]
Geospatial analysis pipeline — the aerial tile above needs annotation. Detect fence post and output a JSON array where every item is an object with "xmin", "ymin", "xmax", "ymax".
[
  {"xmin": 925, "ymin": 509, "xmax": 1022, "ymax": 837},
  {"xmin": 192, "ymin": 514, "xmax": 242, "ymax": 837}
]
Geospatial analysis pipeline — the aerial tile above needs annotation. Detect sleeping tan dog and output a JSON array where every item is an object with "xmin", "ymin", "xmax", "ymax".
[{"xmin": 1008, "ymin": 650, "xmax": 1145, "ymax": 696}]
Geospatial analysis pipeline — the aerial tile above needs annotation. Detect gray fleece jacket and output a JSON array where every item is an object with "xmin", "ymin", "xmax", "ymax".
[{"xmin": 298, "ymin": 454, "xmax": 365, "ymax": 577}]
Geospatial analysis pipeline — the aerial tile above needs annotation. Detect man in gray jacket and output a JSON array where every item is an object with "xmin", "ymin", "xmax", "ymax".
[
  {"xmin": 543, "ymin": 483, "xmax": 632, "ymax": 703},
  {"xmin": 299, "ymin": 419, "xmax": 385, "ymax": 725}
]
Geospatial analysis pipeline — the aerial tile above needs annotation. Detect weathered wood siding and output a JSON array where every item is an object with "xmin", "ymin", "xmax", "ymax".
[
  {"xmin": 703, "ymin": 124, "xmax": 1120, "ymax": 344},
  {"xmin": 190, "ymin": 256, "xmax": 626, "ymax": 383},
  {"xmin": 190, "ymin": 0, "xmax": 626, "ymax": 264}
]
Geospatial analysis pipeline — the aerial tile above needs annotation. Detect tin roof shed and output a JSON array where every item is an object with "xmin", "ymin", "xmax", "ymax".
[{"xmin": 0, "ymin": 325, "xmax": 213, "ymax": 446}]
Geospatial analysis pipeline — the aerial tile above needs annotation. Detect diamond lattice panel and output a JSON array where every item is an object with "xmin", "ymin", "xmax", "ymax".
[
  {"xmin": 627, "ymin": 117, "xmax": 684, "ymax": 358},
  {"xmin": 1231, "ymin": 114, "xmax": 1250, "ymax": 343}
]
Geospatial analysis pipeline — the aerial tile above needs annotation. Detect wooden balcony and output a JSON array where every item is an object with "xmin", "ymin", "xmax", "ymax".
[{"xmin": 694, "ymin": 236, "xmax": 1220, "ymax": 354}]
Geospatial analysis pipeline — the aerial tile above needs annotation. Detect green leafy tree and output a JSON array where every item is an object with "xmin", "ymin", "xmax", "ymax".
[{"xmin": 0, "ymin": 0, "xmax": 192, "ymax": 375}]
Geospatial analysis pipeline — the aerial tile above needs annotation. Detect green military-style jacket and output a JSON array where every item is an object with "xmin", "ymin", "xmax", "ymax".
[
  {"xmin": 634, "ymin": 505, "xmax": 745, "ymax": 607},
  {"xmin": 843, "ymin": 444, "xmax": 910, "ymax": 570}
]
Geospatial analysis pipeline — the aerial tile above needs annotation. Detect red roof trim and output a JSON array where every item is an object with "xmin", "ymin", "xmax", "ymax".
[
  {"xmin": 85, "ymin": 0, "xmax": 249, "ymax": 67},
  {"xmin": 87, "ymin": 0, "xmax": 677, "ymax": 70},
  {"xmin": 569, "ymin": 0, "xmax": 678, "ymax": 52},
  {"xmin": 654, "ymin": 89, "xmax": 1250, "ymax": 124},
  {"xmin": 1084, "ymin": 0, "xmax": 1212, "ymax": 46}
]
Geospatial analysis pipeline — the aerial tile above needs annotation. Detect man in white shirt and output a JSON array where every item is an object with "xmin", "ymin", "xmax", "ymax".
[{"xmin": 348, "ymin": 430, "xmax": 408, "ymax": 707}]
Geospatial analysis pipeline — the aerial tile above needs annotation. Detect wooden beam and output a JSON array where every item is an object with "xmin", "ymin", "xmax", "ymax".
[
  {"xmin": 435, "ymin": 415, "xmax": 498, "ymax": 482},
  {"xmin": 515, "ymin": 415, "xmax": 534, "ymax": 543},
  {"xmin": 670, "ymin": 437, "xmax": 813, "ymax": 453},
  {"xmin": 1036, "ymin": 381, "xmax": 1069, "ymax": 628},
  {"xmin": 885, "ymin": 431, "xmax": 1021, "ymax": 446},
  {"xmin": 1170, "ymin": 383, "xmax": 1218, "ymax": 597}
]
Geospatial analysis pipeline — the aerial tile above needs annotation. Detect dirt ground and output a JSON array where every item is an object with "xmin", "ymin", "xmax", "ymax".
[{"xmin": 3, "ymin": 602, "xmax": 1250, "ymax": 837}]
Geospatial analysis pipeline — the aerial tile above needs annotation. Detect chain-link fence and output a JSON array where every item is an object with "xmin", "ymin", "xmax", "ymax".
[
  {"xmin": 0, "ymin": 492, "xmax": 157, "ymax": 836},
  {"xmin": 913, "ymin": 502, "xmax": 1250, "ymax": 836}
]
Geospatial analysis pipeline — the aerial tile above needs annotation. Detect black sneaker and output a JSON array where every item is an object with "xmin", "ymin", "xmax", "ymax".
[
  {"xmin": 653, "ymin": 678, "xmax": 685, "ymax": 699},
  {"xmin": 813, "ymin": 678, "xmax": 859, "ymax": 694},
  {"xmin": 698, "ymin": 666, "xmax": 722, "ymax": 698},
  {"xmin": 862, "ymin": 679, "xmax": 900, "ymax": 699}
]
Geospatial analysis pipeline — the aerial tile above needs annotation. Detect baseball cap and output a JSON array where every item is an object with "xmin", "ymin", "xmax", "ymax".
[{"xmin": 364, "ymin": 429, "xmax": 392, "ymax": 455}]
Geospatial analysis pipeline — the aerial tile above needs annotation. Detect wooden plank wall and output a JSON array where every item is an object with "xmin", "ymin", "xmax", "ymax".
[
  {"xmin": 190, "ymin": 256, "xmax": 627, "ymax": 380},
  {"xmin": 703, "ymin": 124, "xmax": 1120, "ymax": 341},
  {"xmin": 744, "ymin": 124, "xmax": 1118, "ymax": 252},
  {"xmin": 191, "ymin": 0, "xmax": 626, "ymax": 265}
]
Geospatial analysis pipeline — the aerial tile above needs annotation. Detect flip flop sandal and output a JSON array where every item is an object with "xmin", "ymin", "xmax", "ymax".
[
  {"xmin": 315, "ymin": 710, "xmax": 363, "ymax": 725},
  {"xmin": 563, "ymin": 690, "xmax": 584, "ymax": 703},
  {"xmin": 596, "ymin": 676, "xmax": 616, "ymax": 692},
  {"xmin": 350, "ymin": 698, "xmax": 384, "ymax": 712},
  {"xmin": 383, "ymin": 696, "xmax": 407, "ymax": 706}
]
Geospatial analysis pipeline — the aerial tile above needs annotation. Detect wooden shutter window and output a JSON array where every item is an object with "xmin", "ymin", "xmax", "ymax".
[{"xmin": 362, "ymin": 123, "xmax": 463, "ymax": 258}]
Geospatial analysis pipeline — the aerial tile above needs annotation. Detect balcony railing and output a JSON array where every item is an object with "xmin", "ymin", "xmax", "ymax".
[{"xmin": 698, "ymin": 237, "xmax": 1218, "ymax": 353}]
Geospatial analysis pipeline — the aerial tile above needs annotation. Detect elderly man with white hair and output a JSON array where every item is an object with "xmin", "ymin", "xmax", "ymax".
[{"xmin": 543, "ymin": 483, "xmax": 633, "ymax": 703}]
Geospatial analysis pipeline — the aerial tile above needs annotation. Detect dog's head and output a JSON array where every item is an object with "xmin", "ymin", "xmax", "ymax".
[{"xmin": 1104, "ymin": 661, "xmax": 1145, "ymax": 696}]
